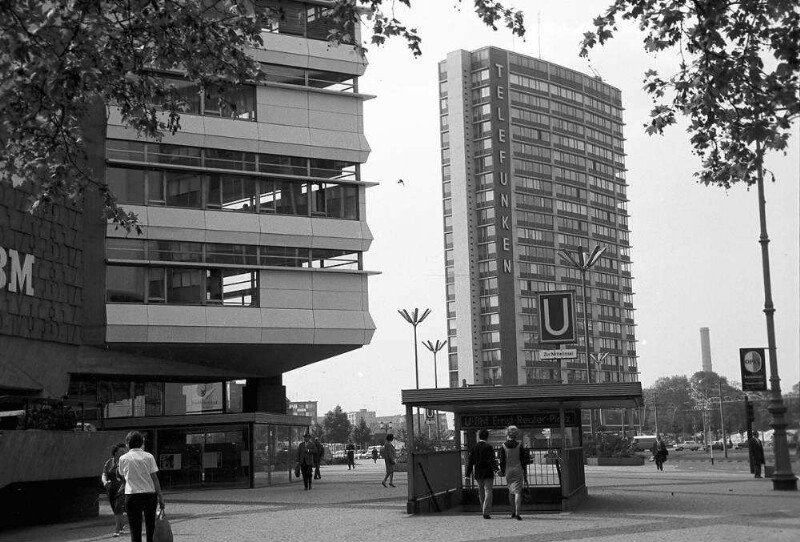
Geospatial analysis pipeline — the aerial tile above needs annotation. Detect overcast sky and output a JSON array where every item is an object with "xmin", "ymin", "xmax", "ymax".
[{"xmin": 284, "ymin": 1, "xmax": 800, "ymax": 417}]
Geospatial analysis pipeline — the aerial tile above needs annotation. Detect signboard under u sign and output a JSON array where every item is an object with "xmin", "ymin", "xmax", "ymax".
[{"xmin": 536, "ymin": 291, "xmax": 576, "ymax": 343}]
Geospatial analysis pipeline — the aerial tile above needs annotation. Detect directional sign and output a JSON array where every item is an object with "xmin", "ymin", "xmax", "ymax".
[
  {"xmin": 740, "ymin": 347, "xmax": 767, "ymax": 391},
  {"xmin": 540, "ymin": 349, "xmax": 577, "ymax": 360},
  {"xmin": 536, "ymin": 291, "xmax": 577, "ymax": 343}
]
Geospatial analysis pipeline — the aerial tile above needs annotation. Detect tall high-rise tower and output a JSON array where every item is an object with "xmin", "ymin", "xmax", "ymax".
[
  {"xmin": 700, "ymin": 327, "xmax": 713, "ymax": 372},
  {"xmin": 438, "ymin": 47, "xmax": 638, "ymax": 387}
]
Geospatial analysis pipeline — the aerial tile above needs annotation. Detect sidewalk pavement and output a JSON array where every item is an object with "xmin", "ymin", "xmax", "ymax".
[{"xmin": 2, "ymin": 459, "xmax": 798, "ymax": 542}]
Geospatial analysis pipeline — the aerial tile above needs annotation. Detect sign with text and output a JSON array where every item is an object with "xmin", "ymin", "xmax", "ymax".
[
  {"xmin": 740, "ymin": 347, "xmax": 767, "ymax": 391},
  {"xmin": 536, "ymin": 291, "xmax": 577, "ymax": 343},
  {"xmin": 540, "ymin": 349, "xmax": 577, "ymax": 360},
  {"xmin": 460, "ymin": 411, "xmax": 580, "ymax": 429}
]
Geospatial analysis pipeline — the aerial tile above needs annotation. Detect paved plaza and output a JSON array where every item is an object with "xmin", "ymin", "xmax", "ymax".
[{"xmin": 2, "ymin": 458, "xmax": 799, "ymax": 542}]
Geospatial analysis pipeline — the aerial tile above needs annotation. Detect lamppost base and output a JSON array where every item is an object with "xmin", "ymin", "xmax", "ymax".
[{"xmin": 771, "ymin": 475, "xmax": 798, "ymax": 491}]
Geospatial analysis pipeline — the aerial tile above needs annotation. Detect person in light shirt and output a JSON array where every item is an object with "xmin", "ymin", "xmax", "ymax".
[{"xmin": 118, "ymin": 431, "xmax": 165, "ymax": 542}]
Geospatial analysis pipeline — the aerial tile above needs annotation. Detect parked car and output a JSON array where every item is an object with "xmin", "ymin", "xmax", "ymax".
[{"xmin": 674, "ymin": 441, "xmax": 701, "ymax": 451}]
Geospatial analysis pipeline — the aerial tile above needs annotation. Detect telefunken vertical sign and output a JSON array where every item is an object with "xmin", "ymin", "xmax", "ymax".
[
  {"xmin": 493, "ymin": 61, "xmax": 512, "ymax": 275},
  {"xmin": 739, "ymin": 347, "xmax": 767, "ymax": 391},
  {"xmin": 536, "ymin": 291, "xmax": 577, "ymax": 343}
]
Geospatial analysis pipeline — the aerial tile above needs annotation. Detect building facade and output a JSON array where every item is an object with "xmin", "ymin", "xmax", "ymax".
[
  {"xmin": 0, "ymin": 0, "xmax": 375, "ymax": 490},
  {"xmin": 347, "ymin": 408, "xmax": 377, "ymax": 429},
  {"xmin": 438, "ymin": 47, "xmax": 638, "ymax": 389}
]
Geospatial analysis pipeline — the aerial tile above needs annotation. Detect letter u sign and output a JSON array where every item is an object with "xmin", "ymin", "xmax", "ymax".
[{"xmin": 537, "ymin": 291, "xmax": 576, "ymax": 343}]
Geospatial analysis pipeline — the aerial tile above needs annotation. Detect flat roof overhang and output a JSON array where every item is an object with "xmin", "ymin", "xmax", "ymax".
[{"xmin": 402, "ymin": 383, "xmax": 643, "ymax": 414}]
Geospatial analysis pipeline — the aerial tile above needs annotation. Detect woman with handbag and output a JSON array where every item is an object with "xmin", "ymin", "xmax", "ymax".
[
  {"xmin": 499, "ymin": 425, "xmax": 526, "ymax": 520},
  {"xmin": 102, "ymin": 443, "xmax": 128, "ymax": 537}
]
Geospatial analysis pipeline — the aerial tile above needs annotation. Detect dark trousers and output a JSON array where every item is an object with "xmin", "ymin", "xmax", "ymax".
[
  {"xmin": 314, "ymin": 464, "xmax": 321, "ymax": 479},
  {"xmin": 754, "ymin": 463, "xmax": 763, "ymax": 477},
  {"xmin": 347, "ymin": 453, "xmax": 355, "ymax": 469},
  {"xmin": 301, "ymin": 463, "xmax": 314, "ymax": 488},
  {"xmin": 125, "ymin": 493, "xmax": 157, "ymax": 542}
]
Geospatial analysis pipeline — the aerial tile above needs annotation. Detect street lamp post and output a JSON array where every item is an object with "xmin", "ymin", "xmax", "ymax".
[
  {"xmin": 398, "ymin": 308, "xmax": 432, "ymax": 437},
  {"xmin": 559, "ymin": 245, "xmax": 606, "ymax": 443},
  {"xmin": 753, "ymin": 145, "xmax": 797, "ymax": 490},
  {"xmin": 422, "ymin": 339, "xmax": 446, "ymax": 441}
]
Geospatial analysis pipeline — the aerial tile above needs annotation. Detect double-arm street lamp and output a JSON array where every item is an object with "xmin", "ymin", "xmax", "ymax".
[
  {"xmin": 398, "ymin": 307, "xmax": 432, "ymax": 436},
  {"xmin": 422, "ymin": 339, "xmax": 447, "ymax": 389},
  {"xmin": 558, "ymin": 245, "xmax": 605, "ymax": 442},
  {"xmin": 558, "ymin": 245, "xmax": 606, "ymax": 385},
  {"xmin": 422, "ymin": 339, "xmax": 447, "ymax": 441}
]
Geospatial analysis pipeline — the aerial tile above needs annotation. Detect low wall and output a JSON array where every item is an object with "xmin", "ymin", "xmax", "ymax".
[
  {"xmin": 0, "ymin": 430, "xmax": 128, "ymax": 527},
  {"xmin": 0, "ymin": 430, "xmax": 128, "ymax": 488},
  {"xmin": 585, "ymin": 456, "xmax": 645, "ymax": 466},
  {"xmin": 408, "ymin": 450, "xmax": 462, "ymax": 514}
]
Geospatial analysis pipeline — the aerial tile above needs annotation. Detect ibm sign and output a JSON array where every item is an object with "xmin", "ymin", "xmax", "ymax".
[{"xmin": 0, "ymin": 246, "xmax": 35, "ymax": 296}]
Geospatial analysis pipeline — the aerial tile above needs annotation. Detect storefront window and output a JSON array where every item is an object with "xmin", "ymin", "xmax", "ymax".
[
  {"xmin": 156, "ymin": 426, "xmax": 249, "ymax": 490},
  {"xmin": 164, "ymin": 383, "xmax": 224, "ymax": 416}
]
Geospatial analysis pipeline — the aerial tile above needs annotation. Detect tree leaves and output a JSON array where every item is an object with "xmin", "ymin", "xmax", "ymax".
[
  {"xmin": 581, "ymin": 0, "xmax": 799, "ymax": 188},
  {"xmin": 1, "ymin": 0, "xmax": 525, "ymax": 229}
]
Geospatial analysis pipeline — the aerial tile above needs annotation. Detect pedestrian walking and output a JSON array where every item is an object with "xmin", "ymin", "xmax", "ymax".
[
  {"xmin": 499, "ymin": 425, "xmax": 526, "ymax": 520},
  {"xmin": 345, "ymin": 438, "xmax": 356, "ymax": 470},
  {"xmin": 372, "ymin": 447, "xmax": 378, "ymax": 463},
  {"xmin": 381, "ymin": 434, "xmax": 397, "ymax": 487},
  {"xmin": 651, "ymin": 435, "xmax": 668, "ymax": 471},
  {"xmin": 297, "ymin": 433, "xmax": 318, "ymax": 490},
  {"xmin": 102, "ymin": 442, "xmax": 128, "ymax": 537},
  {"xmin": 749, "ymin": 431, "xmax": 766, "ymax": 478},
  {"xmin": 117, "ymin": 431, "xmax": 165, "ymax": 542},
  {"xmin": 466, "ymin": 428, "xmax": 498, "ymax": 519},
  {"xmin": 313, "ymin": 438, "xmax": 323, "ymax": 480}
]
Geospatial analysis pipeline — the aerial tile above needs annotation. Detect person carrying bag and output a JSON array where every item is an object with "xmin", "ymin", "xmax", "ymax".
[{"xmin": 153, "ymin": 509, "xmax": 173, "ymax": 542}]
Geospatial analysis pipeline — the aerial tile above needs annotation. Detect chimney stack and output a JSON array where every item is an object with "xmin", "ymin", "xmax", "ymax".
[{"xmin": 700, "ymin": 327, "xmax": 712, "ymax": 372}]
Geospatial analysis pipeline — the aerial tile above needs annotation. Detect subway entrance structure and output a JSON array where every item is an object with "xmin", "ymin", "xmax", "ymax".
[{"xmin": 401, "ymin": 382, "xmax": 643, "ymax": 514}]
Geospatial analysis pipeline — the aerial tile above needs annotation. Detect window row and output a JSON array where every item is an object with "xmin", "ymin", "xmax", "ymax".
[
  {"xmin": 106, "ymin": 166, "xmax": 359, "ymax": 219},
  {"xmin": 260, "ymin": 63, "xmax": 356, "ymax": 92},
  {"xmin": 515, "ymin": 176, "xmax": 552, "ymax": 194},
  {"xmin": 106, "ymin": 239, "xmax": 361, "ymax": 270},
  {"xmin": 107, "ymin": 140, "xmax": 357, "ymax": 180},
  {"xmin": 107, "ymin": 265, "xmax": 258, "ymax": 306},
  {"xmin": 261, "ymin": 0, "xmax": 355, "ymax": 43},
  {"xmin": 156, "ymin": 76, "xmax": 256, "ymax": 121},
  {"xmin": 511, "ymin": 124, "xmax": 551, "ymax": 144},
  {"xmin": 517, "ymin": 210, "xmax": 554, "ymax": 229},
  {"xmin": 512, "ymin": 141, "xmax": 551, "ymax": 162}
]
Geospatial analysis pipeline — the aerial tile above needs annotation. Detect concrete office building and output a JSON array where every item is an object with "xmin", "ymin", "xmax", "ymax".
[
  {"xmin": 1, "ymin": 0, "xmax": 374, "ymax": 491},
  {"xmin": 438, "ymin": 47, "xmax": 638, "ymax": 389}
]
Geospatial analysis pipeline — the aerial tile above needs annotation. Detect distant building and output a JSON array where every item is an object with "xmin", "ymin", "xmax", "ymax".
[
  {"xmin": 347, "ymin": 408, "xmax": 377, "ymax": 429},
  {"xmin": 289, "ymin": 401, "xmax": 318, "ymax": 420}
]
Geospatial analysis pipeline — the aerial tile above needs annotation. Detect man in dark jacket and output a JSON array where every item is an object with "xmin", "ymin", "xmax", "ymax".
[
  {"xmin": 749, "ymin": 431, "xmax": 766, "ymax": 478},
  {"xmin": 313, "ymin": 438, "xmax": 324, "ymax": 480},
  {"xmin": 297, "ymin": 434, "xmax": 318, "ymax": 490},
  {"xmin": 466, "ymin": 429, "xmax": 497, "ymax": 519}
]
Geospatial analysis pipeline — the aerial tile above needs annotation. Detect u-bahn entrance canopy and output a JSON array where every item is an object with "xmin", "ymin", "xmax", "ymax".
[
  {"xmin": 400, "ymin": 383, "xmax": 643, "ymax": 514},
  {"xmin": 402, "ymin": 382, "xmax": 643, "ymax": 413}
]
